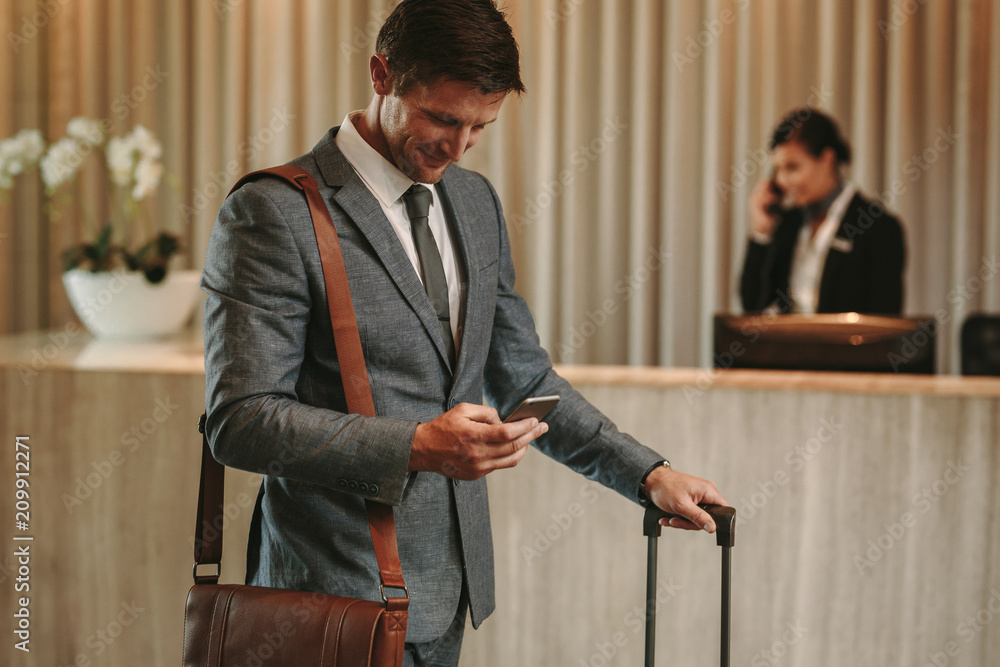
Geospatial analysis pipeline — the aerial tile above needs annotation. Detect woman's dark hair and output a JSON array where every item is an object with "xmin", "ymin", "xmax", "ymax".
[
  {"xmin": 375, "ymin": 0, "xmax": 526, "ymax": 97},
  {"xmin": 769, "ymin": 108, "xmax": 851, "ymax": 165}
]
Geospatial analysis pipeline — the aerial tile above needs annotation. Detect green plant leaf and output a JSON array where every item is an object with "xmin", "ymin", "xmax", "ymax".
[{"xmin": 94, "ymin": 222, "xmax": 113, "ymax": 257}]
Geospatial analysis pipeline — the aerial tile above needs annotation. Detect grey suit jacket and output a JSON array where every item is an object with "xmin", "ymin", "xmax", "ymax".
[{"xmin": 202, "ymin": 127, "xmax": 664, "ymax": 641}]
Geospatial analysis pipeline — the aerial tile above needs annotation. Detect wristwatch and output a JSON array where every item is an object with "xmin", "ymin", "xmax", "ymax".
[{"xmin": 638, "ymin": 459, "xmax": 671, "ymax": 505}]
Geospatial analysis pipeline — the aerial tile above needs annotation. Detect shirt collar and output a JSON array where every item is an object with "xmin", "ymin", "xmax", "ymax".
[
  {"xmin": 335, "ymin": 111, "xmax": 420, "ymax": 208},
  {"xmin": 804, "ymin": 180, "xmax": 845, "ymax": 222},
  {"xmin": 812, "ymin": 181, "xmax": 858, "ymax": 248}
]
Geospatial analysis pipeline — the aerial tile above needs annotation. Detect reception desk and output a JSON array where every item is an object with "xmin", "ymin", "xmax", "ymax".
[{"xmin": 1, "ymin": 331, "xmax": 998, "ymax": 666}]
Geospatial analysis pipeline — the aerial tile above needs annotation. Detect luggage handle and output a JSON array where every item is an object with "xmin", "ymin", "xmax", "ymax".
[
  {"xmin": 643, "ymin": 504, "xmax": 736, "ymax": 546},
  {"xmin": 643, "ymin": 504, "xmax": 736, "ymax": 667}
]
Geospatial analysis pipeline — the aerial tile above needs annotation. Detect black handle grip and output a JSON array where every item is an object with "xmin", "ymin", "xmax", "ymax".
[{"xmin": 643, "ymin": 503, "xmax": 736, "ymax": 547}]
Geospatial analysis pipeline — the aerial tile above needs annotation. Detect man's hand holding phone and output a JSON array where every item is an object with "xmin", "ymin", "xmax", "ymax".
[{"xmin": 409, "ymin": 397, "xmax": 557, "ymax": 480}]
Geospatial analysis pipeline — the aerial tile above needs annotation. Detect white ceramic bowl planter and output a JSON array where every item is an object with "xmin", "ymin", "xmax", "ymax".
[{"xmin": 62, "ymin": 269, "xmax": 201, "ymax": 339}]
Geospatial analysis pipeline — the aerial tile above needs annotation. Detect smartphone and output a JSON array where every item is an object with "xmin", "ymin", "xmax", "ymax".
[
  {"xmin": 765, "ymin": 177, "xmax": 784, "ymax": 216},
  {"xmin": 502, "ymin": 395, "xmax": 560, "ymax": 423}
]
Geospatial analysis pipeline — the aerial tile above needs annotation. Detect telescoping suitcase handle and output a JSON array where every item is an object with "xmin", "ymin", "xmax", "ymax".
[{"xmin": 642, "ymin": 504, "xmax": 736, "ymax": 667}]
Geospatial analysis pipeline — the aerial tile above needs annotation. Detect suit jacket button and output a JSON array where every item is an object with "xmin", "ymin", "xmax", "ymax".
[
  {"xmin": 359, "ymin": 482, "xmax": 369, "ymax": 494},
  {"xmin": 338, "ymin": 479, "xmax": 348, "ymax": 488},
  {"xmin": 348, "ymin": 480, "xmax": 358, "ymax": 490},
  {"xmin": 369, "ymin": 484, "xmax": 379, "ymax": 496}
]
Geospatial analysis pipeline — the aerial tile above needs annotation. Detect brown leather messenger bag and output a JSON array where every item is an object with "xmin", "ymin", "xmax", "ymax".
[{"xmin": 182, "ymin": 165, "xmax": 407, "ymax": 666}]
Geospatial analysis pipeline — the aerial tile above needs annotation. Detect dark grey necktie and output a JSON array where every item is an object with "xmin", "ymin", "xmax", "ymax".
[{"xmin": 403, "ymin": 185, "xmax": 455, "ymax": 365}]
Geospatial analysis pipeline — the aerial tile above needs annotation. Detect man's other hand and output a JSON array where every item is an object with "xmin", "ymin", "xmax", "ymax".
[{"xmin": 645, "ymin": 466, "xmax": 729, "ymax": 533}]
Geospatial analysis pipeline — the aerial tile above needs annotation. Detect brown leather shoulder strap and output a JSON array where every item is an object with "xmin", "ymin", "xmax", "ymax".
[
  {"xmin": 196, "ymin": 166, "xmax": 405, "ymax": 600},
  {"xmin": 193, "ymin": 414, "xmax": 223, "ymax": 582}
]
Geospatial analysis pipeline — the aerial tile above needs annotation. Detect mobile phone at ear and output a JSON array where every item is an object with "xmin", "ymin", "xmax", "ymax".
[
  {"xmin": 765, "ymin": 177, "xmax": 784, "ymax": 216},
  {"xmin": 502, "ymin": 395, "xmax": 560, "ymax": 423}
]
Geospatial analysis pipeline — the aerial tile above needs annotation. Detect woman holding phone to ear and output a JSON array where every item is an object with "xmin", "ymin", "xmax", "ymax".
[{"xmin": 739, "ymin": 108, "xmax": 906, "ymax": 316}]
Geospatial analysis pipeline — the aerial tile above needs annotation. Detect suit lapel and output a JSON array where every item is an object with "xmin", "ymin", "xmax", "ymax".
[
  {"xmin": 437, "ymin": 174, "xmax": 482, "ymax": 379},
  {"xmin": 312, "ymin": 128, "xmax": 456, "ymax": 372}
]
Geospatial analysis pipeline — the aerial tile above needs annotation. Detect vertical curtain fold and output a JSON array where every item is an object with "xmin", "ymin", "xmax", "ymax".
[{"xmin": 988, "ymin": 0, "xmax": 1000, "ymax": 309}]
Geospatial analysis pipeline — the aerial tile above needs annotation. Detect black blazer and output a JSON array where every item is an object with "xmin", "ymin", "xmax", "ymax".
[{"xmin": 740, "ymin": 192, "xmax": 906, "ymax": 315}]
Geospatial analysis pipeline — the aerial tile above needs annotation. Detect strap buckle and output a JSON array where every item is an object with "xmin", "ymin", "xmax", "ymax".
[
  {"xmin": 193, "ymin": 562, "xmax": 221, "ymax": 585},
  {"xmin": 380, "ymin": 583, "xmax": 409, "ymax": 602}
]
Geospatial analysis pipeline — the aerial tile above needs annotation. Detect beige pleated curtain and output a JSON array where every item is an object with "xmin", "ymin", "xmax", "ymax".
[{"xmin": 2, "ymin": 0, "xmax": 998, "ymax": 373}]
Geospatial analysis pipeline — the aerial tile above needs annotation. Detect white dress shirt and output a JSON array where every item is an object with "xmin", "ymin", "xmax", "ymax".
[
  {"xmin": 335, "ymin": 112, "xmax": 465, "ymax": 349},
  {"xmin": 788, "ymin": 182, "xmax": 857, "ymax": 314}
]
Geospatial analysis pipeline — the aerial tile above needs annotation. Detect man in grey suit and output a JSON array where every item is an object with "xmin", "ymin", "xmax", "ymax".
[{"xmin": 202, "ymin": 0, "xmax": 727, "ymax": 664}]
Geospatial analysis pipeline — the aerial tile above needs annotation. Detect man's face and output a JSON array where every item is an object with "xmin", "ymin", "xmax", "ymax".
[
  {"xmin": 772, "ymin": 141, "xmax": 837, "ymax": 207},
  {"xmin": 379, "ymin": 77, "xmax": 506, "ymax": 183}
]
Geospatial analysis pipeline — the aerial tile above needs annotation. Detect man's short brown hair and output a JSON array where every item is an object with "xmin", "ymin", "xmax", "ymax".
[{"xmin": 375, "ymin": 0, "xmax": 526, "ymax": 97}]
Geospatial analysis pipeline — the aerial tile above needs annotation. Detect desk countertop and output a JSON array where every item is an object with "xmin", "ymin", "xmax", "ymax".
[
  {"xmin": 2, "ymin": 328, "xmax": 999, "ymax": 397},
  {"xmin": 0, "ymin": 327, "xmax": 206, "ymax": 375}
]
